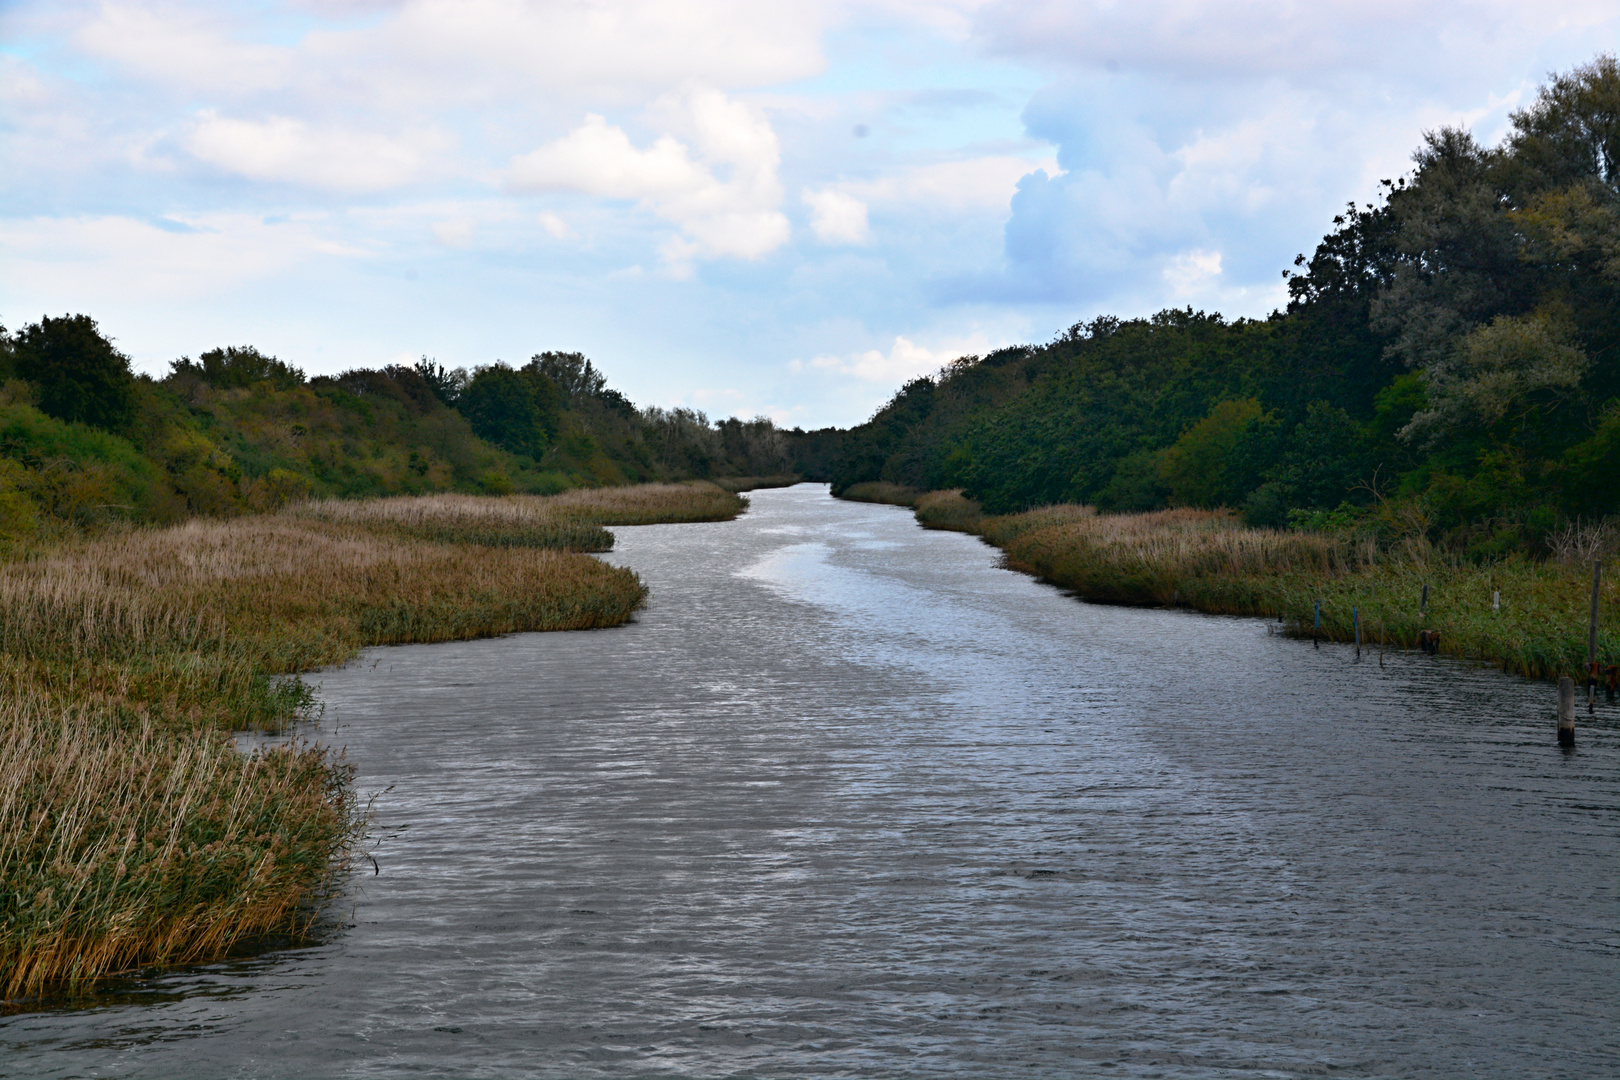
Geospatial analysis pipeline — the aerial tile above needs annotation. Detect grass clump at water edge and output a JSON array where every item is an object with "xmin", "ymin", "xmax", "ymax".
[{"xmin": 0, "ymin": 698, "xmax": 353, "ymax": 1000}]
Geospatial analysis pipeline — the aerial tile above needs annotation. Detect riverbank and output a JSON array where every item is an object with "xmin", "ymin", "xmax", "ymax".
[
  {"xmin": 0, "ymin": 482, "xmax": 745, "ymax": 1001},
  {"xmin": 840, "ymin": 483, "xmax": 1618, "ymax": 683}
]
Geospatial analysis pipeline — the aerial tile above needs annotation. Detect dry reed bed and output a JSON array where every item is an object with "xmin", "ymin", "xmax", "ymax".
[
  {"xmin": 0, "ymin": 517, "xmax": 648, "ymax": 710},
  {"xmin": 908, "ymin": 491, "xmax": 1618, "ymax": 682},
  {"xmin": 293, "ymin": 481, "xmax": 745, "ymax": 549},
  {"xmin": 839, "ymin": 480, "xmax": 923, "ymax": 508},
  {"xmin": 0, "ymin": 693, "xmax": 351, "ymax": 999},
  {"xmin": 3, "ymin": 484, "xmax": 732, "ymax": 1000}
]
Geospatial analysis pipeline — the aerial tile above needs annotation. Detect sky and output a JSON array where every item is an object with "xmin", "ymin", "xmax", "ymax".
[{"xmin": 2, "ymin": 2, "xmax": 1618, "ymax": 429}]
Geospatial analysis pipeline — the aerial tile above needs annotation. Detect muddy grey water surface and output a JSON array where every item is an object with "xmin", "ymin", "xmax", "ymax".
[{"xmin": 6, "ymin": 484, "xmax": 1618, "ymax": 1078}]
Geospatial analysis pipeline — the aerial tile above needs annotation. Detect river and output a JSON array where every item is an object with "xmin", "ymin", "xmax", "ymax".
[{"xmin": 4, "ymin": 484, "xmax": 1617, "ymax": 1077}]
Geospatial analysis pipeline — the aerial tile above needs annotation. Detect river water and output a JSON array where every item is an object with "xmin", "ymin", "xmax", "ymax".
[{"xmin": 5, "ymin": 484, "xmax": 1617, "ymax": 1077}]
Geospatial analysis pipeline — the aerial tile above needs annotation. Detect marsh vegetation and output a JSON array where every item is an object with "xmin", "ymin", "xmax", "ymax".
[
  {"xmin": 0, "ymin": 482, "xmax": 743, "ymax": 1000},
  {"xmin": 847, "ymin": 486, "xmax": 1618, "ymax": 682}
]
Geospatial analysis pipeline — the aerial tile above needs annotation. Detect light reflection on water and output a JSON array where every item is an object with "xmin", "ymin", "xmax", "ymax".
[{"xmin": 6, "ymin": 484, "xmax": 1617, "ymax": 1078}]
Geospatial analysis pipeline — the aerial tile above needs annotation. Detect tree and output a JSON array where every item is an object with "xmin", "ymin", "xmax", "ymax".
[
  {"xmin": 1158, "ymin": 398, "xmax": 1273, "ymax": 508},
  {"xmin": 527, "ymin": 351, "xmax": 606, "ymax": 400},
  {"xmin": 1504, "ymin": 54, "xmax": 1620, "ymax": 196},
  {"xmin": 457, "ymin": 363, "xmax": 559, "ymax": 458},
  {"xmin": 640, "ymin": 405, "xmax": 719, "ymax": 476},
  {"xmin": 413, "ymin": 358, "xmax": 467, "ymax": 406},
  {"xmin": 1401, "ymin": 308, "xmax": 1588, "ymax": 447},
  {"xmin": 170, "ymin": 345, "xmax": 304, "ymax": 390},
  {"xmin": 12, "ymin": 314, "xmax": 136, "ymax": 430}
]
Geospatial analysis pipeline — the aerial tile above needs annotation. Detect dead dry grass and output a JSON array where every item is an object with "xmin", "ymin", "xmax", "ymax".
[
  {"xmin": 988, "ymin": 506, "xmax": 1374, "ymax": 602},
  {"xmin": 292, "ymin": 481, "xmax": 744, "ymax": 549}
]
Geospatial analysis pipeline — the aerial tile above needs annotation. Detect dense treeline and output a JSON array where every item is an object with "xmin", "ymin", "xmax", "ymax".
[
  {"xmin": 794, "ymin": 58, "xmax": 1620, "ymax": 558},
  {"xmin": 0, "ymin": 320, "xmax": 790, "ymax": 545}
]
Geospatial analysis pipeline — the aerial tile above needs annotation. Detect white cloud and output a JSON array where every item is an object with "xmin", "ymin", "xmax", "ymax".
[
  {"xmin": 0, "ymin": 212, "xmax": 366, "ymax": 303},
  {"xmin": 186, "ymin": 112, "xmax": 444, "ymax": 192},
  {"xmin": 508, "ymin": 115, "xmax": 708, "ymax": 201},
  {"xmin": 506, "ymin": 88, "xmax": 791, "ymax": 261},
  {"xmin": 805, "ymin": 332, "xmax": 994, "ymax": 382},
  {"xmin": 431, "ymin": 218, "xmax": 476, "ymax": 247},
  {"xmin": 803, "ymin": 188, "xmax": 870, "ymax": 244},
  {"xmin": 70, "ymin": 0, "xmax": 831, "ymax": 106},
  {"xmin": 1163, "ymin": 249, "xmax": 1222, "ymax": 295},
  {"xmin": 369, "ymin": 0, "xmax": 830, "ymax": 103},
  {"xmin": 0, "ymin": 55, "xmax": 49, "ymax": 108},
  {"xmin": 973, "ymin": 0, "xmax": 1619, "ymax": 81},
  {"xmin": 537, "ymin": 211, "xmax": 572, "ymax": 239},
  {"xmin": 75, "ymin": 5, "xmax": 294, "ymax": 95},
  {"xmin": 843, "ymin": 154, "xmax": 1062, "ymax": 213}
]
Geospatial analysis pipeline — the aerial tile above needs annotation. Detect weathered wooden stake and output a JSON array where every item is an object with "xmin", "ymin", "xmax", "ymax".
[
  {"xmin": 1353, "ymin": 605, "xmax": 1361, "ymax": 659},
  {"xmin": 1313, "ymin": 598, "xmax": 1321, "ymax": 649},
  {"xmin": 1589, "ymin": 560, "xmax": 1602, "ymax": 714},
  {"xmin": 1492, "ymin": 590, "xmax": 1500, "ymax": 613},
  {"xmin": 1558, "ymin": 676, "xmax": 1576, "ymax": 747}
]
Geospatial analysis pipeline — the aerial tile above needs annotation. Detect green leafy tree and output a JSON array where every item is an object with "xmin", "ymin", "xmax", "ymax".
[
  {"xmin": 12, "ymin": 315, "xmax": 136, "ymax": 430},
  {"xmin": 1159, "ymin": 398, "xmax": 1273, "ymax": 508},
  {"xmin": 527, "ymin": 352, "xmax": 606, "ymax": 400},
  {"xmin": 170, "ymin": 346, "xmax": 305, "ymax": 390},
  {"xmin": 1504, "ymin": 54, "xmax": 1620, "ymax": 195},
  {"xmin": 413, "ymin": 358, "xmax": 467, "ymax": 406},
  {"xmin": 457, "ymin": 364, "xmax": 559, "ymax": 458},
  {"xmin": 1402, "ymin": 308, "xmax": 1588, "ymax": 447}
]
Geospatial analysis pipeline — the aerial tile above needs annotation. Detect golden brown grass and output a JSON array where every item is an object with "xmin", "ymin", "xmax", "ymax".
[
  {"xmin": 2, "ymin": 483, "xmax": 738, "ymax": 1000},
  {"xmin": 0, "ymin": 694, "xmax": 352, "ymax": 1000},
  {"xmin": 291, "ymin": 481, "xmax": 745, "ymax": 549},
  {"xmin": 985, "ymin": 506, "xmax": 1378, "ymax": 604},
  {"xmin": 541, "ymin": 481, "xmax": 746, "ymax": 524},
  {"xmin": 711, "ymin": 474, "xmax": 800, "ymax": 493},
  {"xmin": 905, "ymin": 491, "xmax": 1618, "ymax": 682},
  {"xmin": 839, "ymin": 481, "xmax": 923, "ymax": 507}
]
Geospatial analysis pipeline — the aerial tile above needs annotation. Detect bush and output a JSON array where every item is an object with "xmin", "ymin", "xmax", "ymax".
[{"xmin": 11, "ymin": 315, "xmax": 136, "ymax": 431}]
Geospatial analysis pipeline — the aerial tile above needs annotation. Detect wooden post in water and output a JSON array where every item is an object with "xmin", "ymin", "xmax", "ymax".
[
  {"xmin": 1353, "ymin": 605, "xmax": 1361, "ymax": 660},
  {"xmin": 1558, "ymin": 676, "xmax": 1576, "ymax": 747},
  {"xmin": 1589, "ymin": 560, "xmax": 1603, "ymax": 714},
  {"xmin": 1313, "ymin": 598, "xmax": 1321, "ymax": 649}
]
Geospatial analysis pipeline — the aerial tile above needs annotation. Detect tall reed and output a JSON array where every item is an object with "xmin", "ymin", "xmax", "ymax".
[
  {"xmin": 3, "ymin": 483, "xmax": 729, "ymax": 999},
  {"xmin": 0, "ymin": 689, "xmax": 354, "ymax": 999},
  {"xmin": 905, "ymin": 490, "xmax": 1618, "ymax": 682},
  {"xmin": 292, "ymin": 481, "xmax": 745, "ymax": 549}
]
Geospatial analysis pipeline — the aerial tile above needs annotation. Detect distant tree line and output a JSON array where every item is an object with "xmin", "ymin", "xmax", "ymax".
[
  {"xmin": 0, "ymin": 317, "xmax": 789, "ymax": 541},
  {"xmin": 790, "ymin": 56, "xmax": 1620, "ymax": 558}
]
